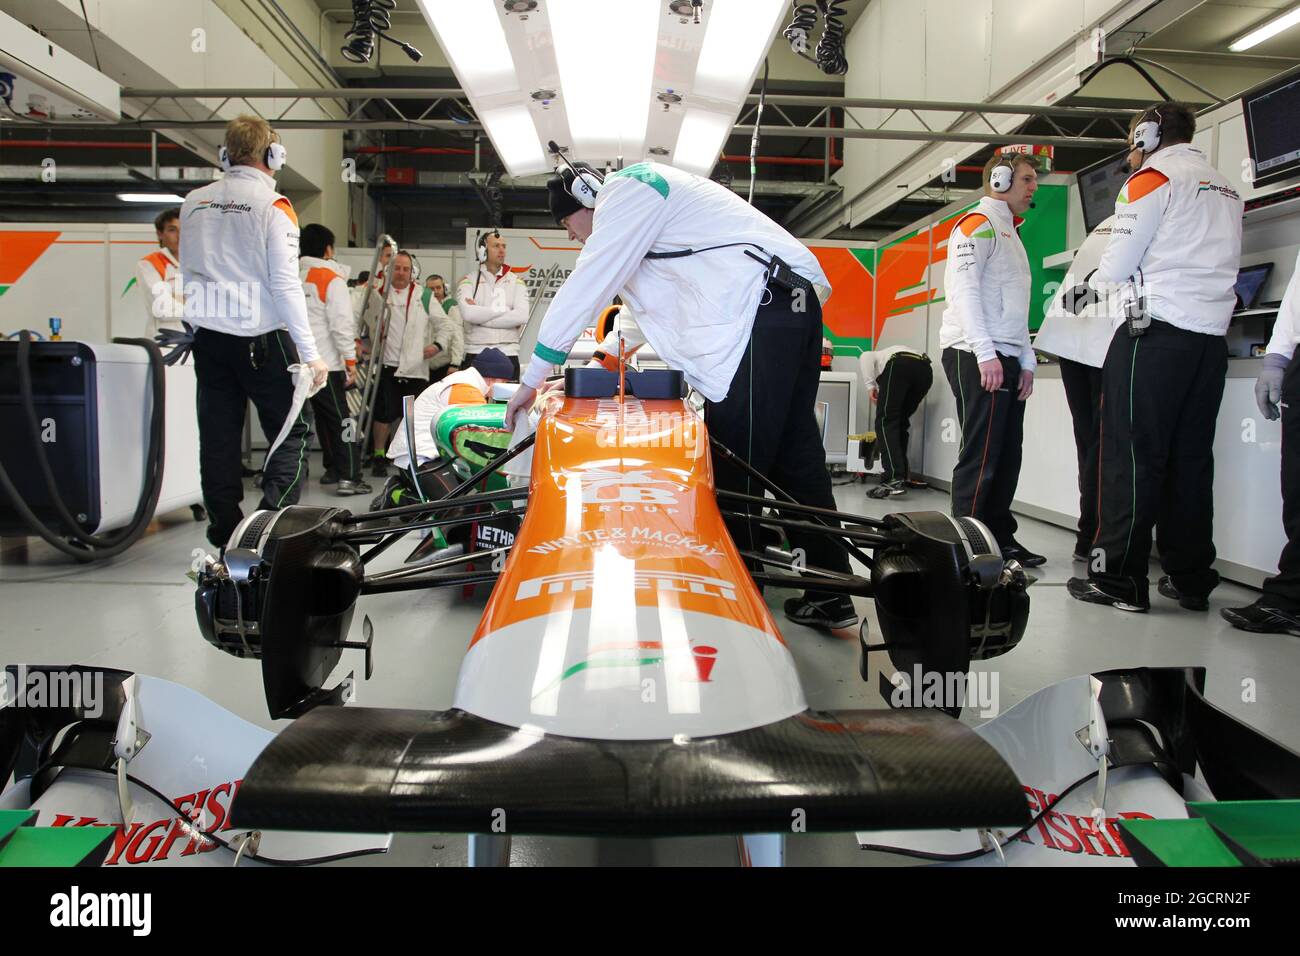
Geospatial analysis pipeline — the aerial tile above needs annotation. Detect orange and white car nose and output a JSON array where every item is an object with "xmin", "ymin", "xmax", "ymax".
[{"xmin": 453, "ymin": 396, "xmax": 807, "ymax": 739}]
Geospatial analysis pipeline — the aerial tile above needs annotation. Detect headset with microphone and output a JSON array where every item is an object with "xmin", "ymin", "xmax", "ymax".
[
  {"xmin": 548, "ymin": 140, "xmax": 603, "ymax": 207},
  {"xmin": 989, "ymin": 154, "xmax": 1015, "ymax": 194},
  {"xmin": 1131, "ymin": 107, "xmax": 1163, "ymax": 157},
  {"xmin": 474, "ymin": 228, "xmax": 502, "ymax": 264},
  {"xmin": 218, "ymin": 136, "xmax": 288, "ymax": 173}
]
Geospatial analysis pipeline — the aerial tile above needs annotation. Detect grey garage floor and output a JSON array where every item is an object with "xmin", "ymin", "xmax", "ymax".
[{"xmin": 2, "ymin": 474, "xmax": 1296, "ymax": 866}]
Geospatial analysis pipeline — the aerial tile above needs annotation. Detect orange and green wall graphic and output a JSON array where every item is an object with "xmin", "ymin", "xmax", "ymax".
[
  {"xmin": 809, "ymin": 183, "xmax": 1070, "ymax": 356},
  {"xmin": 0, "ymin": 231, "xmax": 61, "ymax": 298}
]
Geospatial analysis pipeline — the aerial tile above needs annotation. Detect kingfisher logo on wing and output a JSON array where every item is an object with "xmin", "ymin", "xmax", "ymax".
[
  {"xmin": 516, "ymin": 570, "xmax": 737, "ymax": 602},
  {"xmin": 1016, "ymin": 785, "xmax": 1154, "ymax": 858}
]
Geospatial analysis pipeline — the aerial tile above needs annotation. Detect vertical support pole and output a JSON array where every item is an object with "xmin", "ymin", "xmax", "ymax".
[
  {"xmin": 468, "ymin": 833, "xmax": 512, "ymax": 867},
  {"xmin": 151, "ymin": 132, "xmax": 159, "ymax": 181}
]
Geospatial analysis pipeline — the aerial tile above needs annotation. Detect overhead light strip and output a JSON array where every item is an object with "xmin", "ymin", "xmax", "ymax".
[
  {"xmin": 416, "ymin": 0, "xmax": 517, "ymax": 98},
  {"xmin": 693, "ymin": 0, "xmax": 788, "ymax": 104},
  {"xmin": 1230, "ymin": 3, "xmax": 1300, "ymax": 52},
  {"xmin": 549, "ymin": 0, "xmax": 658, "ymax": 161},
  {"xmin": 478, "ymin": 105, "xmax": 550, "ymax": 175},
  {"xmin": 672, "ymin": 108, "xmax": 732, "ymax": 174}
]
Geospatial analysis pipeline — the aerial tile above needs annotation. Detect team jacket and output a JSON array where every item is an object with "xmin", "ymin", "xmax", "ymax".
[
  {"xmin": 178, "ymin": 165, "xmax": 319, "ymax": 362},
  {"xmin": 386, "ymin": 367, "xmax": 490, "ymax": 469},
  {"xmin": 1092, "ymin": 143, "xmax": 1243, "ymax": 336},
  {"xmin": 521, "ymin": 161, "xmax": 830, "ymax": 402},
  {"xmin": 134, "ymin": 246, "xmax": 184, "ymax": 336},
  {"xmin": 1265, "ymin": 250, "xmax": 1300, "ymax": 362},
  {"xmin": 299, "ymin": 256, "xmax": 355, "ymax": 372},
  {"xmin": 457, "ymin": 264, "xmax": 529, "ymax": 356},
  {"xmin": 422, "ymin": 288, "xmax": 466, "ymax": 371},
  {"xmin": 938, "ymin": 196, "xmax": 1036, "ymax": 371}
]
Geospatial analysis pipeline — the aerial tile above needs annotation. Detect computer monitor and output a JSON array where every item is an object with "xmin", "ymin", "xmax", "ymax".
[
  {"xmin": 1243, "ymin": 69, "xmax": 1300, "ymax": 189},
  {"xmin": 1077, "ymin": 150, "xmax": 1132, "ymax": 234},
  {"xmin": 1234, "ymin": 262, "xmax": 1273, "ymax": 311}
]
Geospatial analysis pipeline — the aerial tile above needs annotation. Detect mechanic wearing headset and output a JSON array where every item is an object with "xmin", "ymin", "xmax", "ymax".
[
  {"xmin": 423, "ymin": 274, "xmax": 466, "ymax": 382},
  {"xmin": 369, "ymin": 250, "xmax": 448, "ymax": 475},
  {"xmin": 299, "ymin": 223, "xmax": 370, "ymax": 498},
  {"xmin": 504, "ymin": 158, "xmax": 856, "ymax": 631},
  {"xmin": 1221, "ymin": 252, "xmax": 1300, "ymax": 635},
  {"xmin": 181, "ymin": 114, "xmax": 327, "ymax": 549},
  {"xmin": 1062, "ymin": 102, "xmax": 1243, "ymax": 613},
  {"xmin": 458, "ymin": 231, "xmax": 529, "ymax": 379},
  {"xmin": 939, "ymin": 151, "xmax": 1046, "ymax": 568}
]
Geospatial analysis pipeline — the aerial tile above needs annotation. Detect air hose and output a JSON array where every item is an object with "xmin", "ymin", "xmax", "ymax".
[{"xmin": 0, "ymin": 331, "xmax": 167, "ymax": 562}]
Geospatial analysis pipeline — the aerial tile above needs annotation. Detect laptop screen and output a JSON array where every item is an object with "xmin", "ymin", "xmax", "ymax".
[{"xmin": 1234, "ymin": 263, "xmax": 1273, "ymax": 311}]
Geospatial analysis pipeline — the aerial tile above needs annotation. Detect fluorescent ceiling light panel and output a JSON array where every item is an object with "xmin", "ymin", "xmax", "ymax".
[
  {"xmin": 118, "ymin": 193, "xmax": 185, "ymax": 203},
  {"xmin": 1230, "ymin": 4, "xmax": 1300, "ymax": 51},
  {"xmin": 549, "ymin": 0, "xmax": 658, "ymax": 159},
  {"xmin": 693, "ymin": 0, "xmax": 788, "ymax": 103},
  {"xmin": 479, "ymin": 105, "xmax": 549, "ymax": 175},
  {"xmin": 672, "ymin": 108, "xmax": 731, "ymax": 174},
  {"xmin": 417, "ymin": 0, "xmax": 517, "ymax": 97}
]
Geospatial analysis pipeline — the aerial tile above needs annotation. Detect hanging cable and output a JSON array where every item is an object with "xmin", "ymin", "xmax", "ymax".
[
  {"xmin": 748, "ymin": 58, "xmax": 769, "ymax": 205},
  {"xmin": 816, "ymin": 1, "xmax": 849, "ymax": 75},
  {"xmin": 77, "ymin": 0, "xmax": 103, "ymax": 73},
  {"xmin": 783, "ymin": 1, "xmax": 850, "ymax": 75},
  {"xmin": 341, "ymin": 0, "xmax": 422, "ymax": 65}
]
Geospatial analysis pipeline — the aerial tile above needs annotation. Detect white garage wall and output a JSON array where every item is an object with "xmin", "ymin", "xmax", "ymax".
[{"xmin": 833, "ymin": 0, "xmax": 1140, "ymax": 232}]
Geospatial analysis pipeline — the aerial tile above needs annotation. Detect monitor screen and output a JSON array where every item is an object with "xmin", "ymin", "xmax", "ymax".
[
  {"xmin": 1243, "ymin": 70, "xmax": 1300, "ymax": 189},
  {"xmin": 1234, "ymin": 263, "xmax": 1273, "ymax": 311},
  {"xmin": 1077, "ymin": 151, "xmax": 1132, "ymax": 234}
]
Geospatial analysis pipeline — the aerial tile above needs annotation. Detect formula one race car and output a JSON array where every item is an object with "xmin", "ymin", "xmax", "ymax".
[{"xmin": 2, "ymin": 366, "xmax": 1297, "ymax": 867}]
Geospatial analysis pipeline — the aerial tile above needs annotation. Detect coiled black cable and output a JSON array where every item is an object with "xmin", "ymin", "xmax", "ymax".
[
  {"xmin": 783, "ymin": 1, "xmax": 819, "ymax": 54},
  {"xmin": 816, "ymin": 0, "xmax": 849, "ymax": 75},
  {"xmin": 783, "ymin": 1, "xmax": 850, "ymax": 76},
  {"xmin": 341, "ymin": 0, "xmax": 422, "ymax": 64}
]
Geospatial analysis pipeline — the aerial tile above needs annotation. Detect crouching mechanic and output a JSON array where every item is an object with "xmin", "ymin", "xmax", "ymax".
[
  {"xmin": 939, "ymin": 152, "xmax": 1045, "ymax": 567},
  {"xmin": 860, "ymin": 345, "xmax": 933, "ymax": 498},
  {"xmin": 299, "ymin": 223, "xmax": 370, "ymax": 497},
  {"xmin": 181, "ymin": 115, "xmax": 327, "ymax": 548},
  {"xmin": 1062, "ymin": 102, "xmax": 1243, "ymax": 612},
  {"xmin": 1222, "ymin": 251, "xmax": 1300, "ymax": 635},
  {"xmin": 504, "ymin": 159, "xmax": 857, "ymax": 631},
  {"xmin": 386, "ymin": 348, "xmax": 516, "ymax": 471}
]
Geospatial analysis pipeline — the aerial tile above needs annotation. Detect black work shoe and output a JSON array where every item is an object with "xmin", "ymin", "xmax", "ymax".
[
  {"xmin": 784, "ymin": 596, "xmax": 858, "ymax": 630},
  {"xmin": 336, "ymin": 479, "xmax": 373, "ymax": 496},
  {"xmin": 370, "ymin": 456, "xmax": 389, "ymax": 478},
  {"xmin": 1002, "ymin": 539, "xmax": 1047, "ymax": 567},
  {"xmin": 320, "ymin": 470, "xmax": 338, "ymax": 486},
  {"xmin": 903, "ymin": 477, "xmax": 929, "ymax": 489},
  {"xmin": 868, "ymin": 480, "xmax": 906, "ymax": 499},
  {"xmin": 1067, "ymin": 577, "xmax": 1149, "ymax": 612},
  {"xmin": 1220, "ymin": 601, "xmax": 1300, "ymax": 636},
  {"xmin": 1157, "ymin": 575, "xmax": 1209, "ymax": 611}
]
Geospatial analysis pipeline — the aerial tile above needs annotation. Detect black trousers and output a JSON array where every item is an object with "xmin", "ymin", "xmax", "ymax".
[
  {"xmin": 464, "ymin": 352, "xmax": 521, "ymax": 381},
  {"xmin": 874, "ymin": 353, "xmax": 933, "ymax": 482},
  {"xmin": 706, "ymin": 286, "xmax": 851, "ymax": 600},
  {"xmin": 942, "ymin": 348, "xmax": 1025, "ymax": 545},
  {"xmin": 1263, "ymin": 353, "xmax": 1300, "ymax": 609},
  {"xmin": 192, "ymin": 328, "xmax": 309, "ymax": 548},
  {"xmin": 1091, "ymin": 321, "xmax": 1227, "ymax": 604},
  {"xmin": 1059, "ymin": 358, "xmax": 1104, "ymax": 555},
  {"xmin": 310, "ymin": 370, "xmax": 360, "ymax": 482}
]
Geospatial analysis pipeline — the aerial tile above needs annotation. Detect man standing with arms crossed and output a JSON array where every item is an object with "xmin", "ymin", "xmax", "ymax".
[
  {"xmin": 1063, "ymin": 102, "xmax": 1243, "ymax": 612},
  {"xmin": 459, "ymin": 231, "xmax": 529, "ymax": 378},
  {"xmin": 181, "ymin": 115, "xmax": 327, "ymax": 548},
  {"xmin": 939, "ymin": 152, "xmax": 1046, "ymax": 567}
]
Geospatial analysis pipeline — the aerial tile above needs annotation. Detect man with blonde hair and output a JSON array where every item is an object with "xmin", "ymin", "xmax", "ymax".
[{"xmin": 180, "ymin": 114, "xmax": 327, "ymax": 548}]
